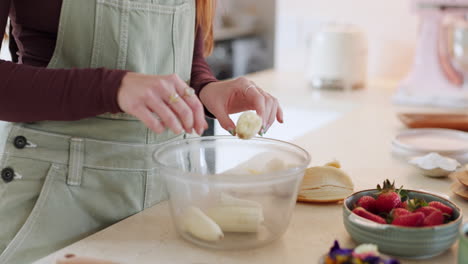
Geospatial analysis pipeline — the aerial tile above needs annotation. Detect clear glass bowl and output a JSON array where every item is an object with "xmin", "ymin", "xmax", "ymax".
[{"xmin": 153, "ymin": 136, "xmax": 311, "ymax": 250}]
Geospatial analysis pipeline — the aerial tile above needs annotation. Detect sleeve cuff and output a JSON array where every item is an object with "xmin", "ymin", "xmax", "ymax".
[{"xmin": 196, "ymin": 79, "xmax": 218, "ymax": 119}]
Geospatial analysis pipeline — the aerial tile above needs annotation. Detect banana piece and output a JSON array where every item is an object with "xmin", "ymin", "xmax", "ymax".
[
  {"xmin": 182, "ymin": 206, "xmax": 224, "ymax": 241},
  {"xmin": 206, "ymin": 206, "xmax": 264, "ymax": 233},
  {"xmin": 247, "ymin": 169, "xmax": 262, "ymax": 175},
  {"xmin": 220, "ymin": 193, "xmax": 262, "ymax": 209},
  {"xmin": 236, "ymin": 111, "xmax": 263, "ymax": 139}
]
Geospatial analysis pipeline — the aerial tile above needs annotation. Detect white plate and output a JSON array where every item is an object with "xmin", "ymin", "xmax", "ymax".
[{"xmin": 392, "ymin": 128, "xmax": 468, "ymax": 162}]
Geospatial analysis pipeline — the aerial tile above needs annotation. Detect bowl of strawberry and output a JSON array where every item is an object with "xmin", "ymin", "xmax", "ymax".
[{"xmin": 343, "ymin": 180, "xmax": 462, "ymax": 259}]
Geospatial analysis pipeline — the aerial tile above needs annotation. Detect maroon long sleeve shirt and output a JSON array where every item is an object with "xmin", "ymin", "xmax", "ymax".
[{"xmin": 0, "ymin": 0, "xmax": 217, "ymax": 122}]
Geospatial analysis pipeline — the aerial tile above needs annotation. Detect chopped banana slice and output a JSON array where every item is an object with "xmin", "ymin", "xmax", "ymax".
[
  {"xmin": 265, "ymin": 158, "xmax": 287, "ymax": 172},
  {"xmin": 206, "ymin": 206, "xmax": 264, "ymax": 233},
  {"xmin": 182, "ymin": 206, "xmax": 224, "ymax": 241},
  {"xmin": 236, "ymin": 112, "xmax": 263, "ymax": 139}
]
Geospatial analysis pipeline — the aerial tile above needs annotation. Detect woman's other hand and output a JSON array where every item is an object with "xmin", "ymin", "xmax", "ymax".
[
  {"xmin": 117, "ymin": 72, "xmax": 208, "ymax": 135},
  {"xmin": 199, "ymin": 77, "xmax": 283, "ymax": 135}
]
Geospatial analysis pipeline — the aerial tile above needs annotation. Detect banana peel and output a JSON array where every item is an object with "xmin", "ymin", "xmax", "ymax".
[{"xmin": 297, "ymin": 162, "xmax": 354, "ymax": 203}]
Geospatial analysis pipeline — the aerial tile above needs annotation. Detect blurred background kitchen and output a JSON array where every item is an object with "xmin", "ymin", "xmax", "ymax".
[
  {"xmin": 0, "ymin": 0, "xmax": 419, "ymax": 80},
  {"xmin": 1, "ymin": 0, "xmax": 419, "ymax": 83},
  {"xmin": 206, "ymin": 0, "xmax": 420, "ymax": 137},
  {"xmin": 207, "ymin": 0, "xmax": 417, "ymax": 82}
]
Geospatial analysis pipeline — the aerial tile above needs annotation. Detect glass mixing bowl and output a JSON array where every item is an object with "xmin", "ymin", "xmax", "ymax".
[{"xmin": 153, "ymin": 136, "xmax": 311, "ymax": 250}]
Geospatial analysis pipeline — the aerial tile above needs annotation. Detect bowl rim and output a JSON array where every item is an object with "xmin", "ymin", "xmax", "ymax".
[
  {"xmin": 343, "ymin": 188, "xmax": 463, "ymax": 229},
  {"xmin": 153, "ymin": 135, "xmax": 312, "ymax": 183}
]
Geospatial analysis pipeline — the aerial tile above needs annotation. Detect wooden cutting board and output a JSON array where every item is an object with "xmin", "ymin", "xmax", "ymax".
[{"xmin": 398, "ymin": 113, "xmax": 468, "ymax": 131}]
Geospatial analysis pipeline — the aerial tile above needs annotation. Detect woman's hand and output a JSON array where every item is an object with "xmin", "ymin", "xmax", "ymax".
[
  {"xmin": 117, "ymin": 72, "xmax": 208, "ymax": 135},
  {"xmin": 199, "ymin": 77, "xmax": 283, "ymax": 135}
]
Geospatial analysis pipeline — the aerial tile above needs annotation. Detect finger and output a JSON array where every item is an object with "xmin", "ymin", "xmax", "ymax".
[
  {"xmin": 191, "ymin": 105, "xmax": 208, "ymax": 136},
  {"xmin": 214, "ymin": 109, "xmax": 236, "ymax": 135},
  {"xmin": 169, "ymin": 76, "xmax": 206, "ymax": 134},
  {"xmin": 263, "ymin": 96, "xmax": 273, "ymax": 130},
  {"xmin": 245, "ymin": 86, "xmax": 266, "ymax": 122},
  {"xmin": 193, "ymin": 110, "xmax": 208, "ymax": 135},
  {"xmin": 266, "ymin": 98, "xmax": 278, "ymax": 132},
  {"xmin": 258, "ymin": 89, "xmax": 276, "ymax": 131},
  {"xmin": 146, "ymin": 95, "xmax": 184, "ymax": 134},
  {"xmin": 166, "ymin": 93, "xmax": 194, "ymax": 133},
  {"xmin": 176, "ymin": 86, "xmax": 207, "ymax": 135},
  {"xmin": 132, "ymin": 106, "xmax": 166, "ymax": 134},
  {"xmin": 277, "ymin": 104, "xmax": 284, "ymax": 123}
]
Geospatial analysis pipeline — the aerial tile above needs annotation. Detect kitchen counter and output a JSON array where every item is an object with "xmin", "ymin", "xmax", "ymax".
[{"xmin": 36, "ymin": 70, "xmax": 468, "ymax": 264}]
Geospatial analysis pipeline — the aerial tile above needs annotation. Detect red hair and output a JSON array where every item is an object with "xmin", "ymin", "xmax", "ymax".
[{"xmin": 196, "ymin": 0, "xmax": 215, "ymax": 57}]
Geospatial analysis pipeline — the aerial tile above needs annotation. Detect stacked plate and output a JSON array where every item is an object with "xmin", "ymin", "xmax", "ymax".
[{"xmin": 392, "ymin": 128, "xmax": 468, "ymax": 164}]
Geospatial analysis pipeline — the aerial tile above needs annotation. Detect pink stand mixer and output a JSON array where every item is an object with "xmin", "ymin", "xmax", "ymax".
[{"xmin": 395, "ymin": 0, "xmax": 468, "ymax": 108}]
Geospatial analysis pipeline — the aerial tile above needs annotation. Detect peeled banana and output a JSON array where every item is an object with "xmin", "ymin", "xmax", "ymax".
[
  {"xmin": 206, "ymin": 206, "xmax": 264, "ymax": 233},
  {"xmin": 220, "ymin": 193, "xmax": 262, "ymax": 208},
  {"xmin": 182, "ymin": 206, "xmax": 224, "ymax": 241},
  {"xmin": 236, "ymin": 111, "xmax": 263, "ymax": 139}
]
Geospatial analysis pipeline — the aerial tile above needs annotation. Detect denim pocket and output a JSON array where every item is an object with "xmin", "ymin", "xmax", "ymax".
[
  {"xmin": 0, "ymin": 159, "xmax": 63, "ymax": 264},
  {"xmin": 91, "ymin": 0, "xmax": 191, "ymax": 74}
]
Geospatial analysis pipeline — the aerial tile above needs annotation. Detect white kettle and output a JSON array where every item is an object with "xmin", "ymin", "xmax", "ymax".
[{"xmin": 306, "ymin": 23, "xmax": 368, "ymax": 90}]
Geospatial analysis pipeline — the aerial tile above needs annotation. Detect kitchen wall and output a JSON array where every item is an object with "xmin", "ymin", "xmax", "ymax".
[
  {"xmin": 235, "ymin": 0, "xmax": 275, "ymax": 69},
  {"xmin": 275, "ymin": 0, "xmax": 419, "ymax": 82},
  {"xmin": 212, "ymin": 0, "xmax": 275, "ymax": 76}
]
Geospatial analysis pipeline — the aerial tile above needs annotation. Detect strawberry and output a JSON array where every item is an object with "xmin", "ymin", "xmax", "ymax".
[
  {"xmin": 352, "ymin": 207, "xmax": 386, "ymax": 224},
  {"xmin": 399, "ymin": 201, "xmax": 408, "ymax": 209},
  {"xmin": 423, "ymin": 210, "xmax": 444, "ymax": 227},
  {"xmin": 356, "ymin": 196, "xmax": 377, "ymax": 213},
  {"xmin": 414, "ymin": 206, "xmax": 439, "ymax": 217},
  {"xmin": 392, "ymin": 212, "xmax": 424, "ymax": 227},
  {"xmin": 375, "ymin": 180, "xmax": 403, "ymax": 213},
  {"xmin": 428, "ymin": 201, "xmax": 453, "ymax": 216},
  {"xmin": 391, "ymin": 208, "xmax": 411, "ymax": 219},
  {"xmin": 405, "ymin": 198, "xmax": 428, "ymax": 212}
]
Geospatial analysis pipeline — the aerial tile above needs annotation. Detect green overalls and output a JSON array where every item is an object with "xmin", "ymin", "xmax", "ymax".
[{"xmin": 0, "ymin": 0, "xmax": 195, "ymax": 263}]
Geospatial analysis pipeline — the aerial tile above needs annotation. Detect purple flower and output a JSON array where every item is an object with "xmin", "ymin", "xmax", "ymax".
[
  {"xmin": 328, "ymin": 240, "xmax": 353, "ymax": 259},
  {"xmin": 363, "ymin": 256, "xmax": 381, "ymax": 264},
  {"xmin": 383, "ymin": 259, "xmax": 400, "ymax": 264},
  {"xmin": 327, "ymin": 240, "xmax": 400, "ymax": 264}
]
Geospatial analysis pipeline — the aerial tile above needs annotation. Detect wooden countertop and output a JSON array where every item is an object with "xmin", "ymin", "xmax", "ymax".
[{"xmin": 35, "ymin": 70, "xmax": 468, "ymax": 264}]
